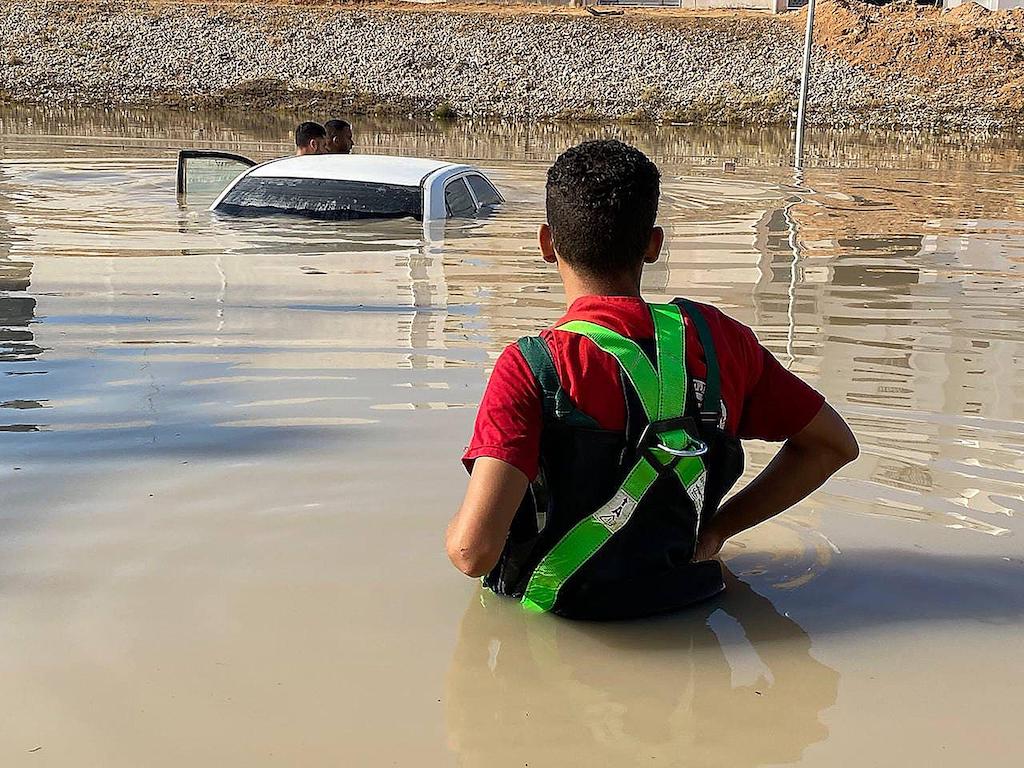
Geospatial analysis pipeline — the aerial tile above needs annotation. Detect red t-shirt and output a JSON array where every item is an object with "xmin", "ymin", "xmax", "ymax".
[{"xmin": 463, "ymin": 296, "xmax": 824, "ymax": 480}]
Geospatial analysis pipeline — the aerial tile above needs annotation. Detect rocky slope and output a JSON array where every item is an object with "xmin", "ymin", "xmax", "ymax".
[{"xmin": 0, "ymin": 0, "xmax": 1021, "ymax": 130}]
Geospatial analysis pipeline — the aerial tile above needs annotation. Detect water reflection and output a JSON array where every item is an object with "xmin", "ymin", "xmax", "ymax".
[
  {"xmin": 5, "ymin": 103, "xmax": 1024, "ymax": 170},
  {"xmin": 0, "ymin": 259, "xmax": 38, "ymax": 363},
  {"xmin": 756, "ymin": 176, "xmax": 1024, "ymax": 533},
  {"xmin": 0, "ymin": 205, "xmax": 40, "ymax": 364},
  {"xmin": 446, "ymin": 572, "xmax": 838, "ymax": 768},
  {"xmin": 0, "ymin": 175, "xmax": 46, "ymax": 435}
]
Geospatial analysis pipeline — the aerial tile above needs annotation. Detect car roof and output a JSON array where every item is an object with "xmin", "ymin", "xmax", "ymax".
[{"xmin": 247, "ymin": 154, "xmax": 465, "ymax": 187}]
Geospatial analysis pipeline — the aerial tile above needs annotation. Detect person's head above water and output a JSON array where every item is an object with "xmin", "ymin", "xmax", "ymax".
[
  {"xmin": 541, "ymin": 139, "xmax": 663, "ymax": 294},
  {"xmin": 294, "ymin": 121, "xmax": 328, "ymax": 156},
  {"xmin": 324, "ymin": 119, "xmax": 354, "ymax": 154}
]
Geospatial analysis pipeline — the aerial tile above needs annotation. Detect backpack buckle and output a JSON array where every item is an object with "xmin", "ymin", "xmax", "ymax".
[
  {"xmin": 638, "ymin": 417, "xmax": 708, "ymax": 466},
  {"xmin": 698, "ymin": 409, "xmax": 721, "ymax": 430}
]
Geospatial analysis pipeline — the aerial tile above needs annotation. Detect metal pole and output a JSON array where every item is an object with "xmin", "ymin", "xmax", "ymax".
[{"xmin": 794, "ymin": 0, "xmax": 816, "ymax": 170}]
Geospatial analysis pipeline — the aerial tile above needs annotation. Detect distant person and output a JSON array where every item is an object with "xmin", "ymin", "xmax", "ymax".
[
  {"xmin": 325, "ymin": 119, "xmax": 355, "ymax": 154},
  {"xmin": 294, "ymin": 121, "xmax": 328, "ymax": 156},
  {"xmin": 445, "ymin": 140, "xmax": 859, "ymax": 619}
]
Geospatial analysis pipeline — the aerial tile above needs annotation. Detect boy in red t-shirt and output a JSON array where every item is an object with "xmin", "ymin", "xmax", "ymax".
[{"xmin": 446, "ymin": 140, "xmax": 858, "ymax": 618}]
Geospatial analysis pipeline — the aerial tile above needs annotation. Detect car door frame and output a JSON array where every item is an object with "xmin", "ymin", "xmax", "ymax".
[
  {"xmin": 175, "ymin": 149, "xmax": 257, "ymax": 198},
  {"xmin": 423, "ymin": 167, "xmax": 504, "ymax": 220}
]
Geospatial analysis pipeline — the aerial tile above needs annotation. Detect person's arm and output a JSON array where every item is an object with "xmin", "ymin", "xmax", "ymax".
[
  {"xmin": 446, "ymin": 457, "xmax": 530, "ymax": 577},
  {"xmin": 693, "ymin": 402, "xmax": 858, "ymax": 561},
  {"xmin": 448, "ymin": 341, "xmax": 542, "ymax": 578}
]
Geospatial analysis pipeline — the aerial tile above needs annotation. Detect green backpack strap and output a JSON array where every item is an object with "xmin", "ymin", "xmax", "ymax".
[
  {"xmin": 674, "ymin": 298, "xmax": 721, "ymax": 426},
  {"xmin": 516, "ymin": 336, "xmax": 598, "ymax": 428}
]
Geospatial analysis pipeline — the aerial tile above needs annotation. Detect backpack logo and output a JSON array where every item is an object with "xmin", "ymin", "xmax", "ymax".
[
  {"xmin": 595, "ymin": 493, "xmax": 636, "ymax": 532},
  {"xmin": 688, "ymin": 470, "xmax": 707, "ymax": 512},
  {"xmin": 693, "ymin": 379, "xmax": 728, "ymax": 429}
]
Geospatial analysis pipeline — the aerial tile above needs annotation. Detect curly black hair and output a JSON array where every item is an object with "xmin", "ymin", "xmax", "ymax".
[{"xmin": 545, "ymin": 139, "xmax": 661, "ymax": 277}]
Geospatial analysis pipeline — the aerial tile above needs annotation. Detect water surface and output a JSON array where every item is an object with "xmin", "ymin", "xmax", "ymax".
[{"xmin": 1, "ymin": 107, "xmax": 1022, "ymax": 766}]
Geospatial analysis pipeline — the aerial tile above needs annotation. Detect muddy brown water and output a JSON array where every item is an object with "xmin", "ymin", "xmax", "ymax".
[{"xmin": 1, "ymin": 107, "xmax": 1023, "ymax": 766}]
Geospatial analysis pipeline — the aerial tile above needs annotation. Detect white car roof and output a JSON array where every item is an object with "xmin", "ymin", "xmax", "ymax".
[{"xmin": 248, "ymin": 154, "xmax": 462, "ymax": 187}]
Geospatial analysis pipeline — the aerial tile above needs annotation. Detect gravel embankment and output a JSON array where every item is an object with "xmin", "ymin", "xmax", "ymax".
[{"xmin": 0, "ymin": 0, "xmax": 1017, "ymax": 130}]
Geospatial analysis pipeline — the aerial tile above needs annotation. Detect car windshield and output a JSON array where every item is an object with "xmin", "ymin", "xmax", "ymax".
[{"xmin": 216, "ymin": 176, "xmax": 423, "ymax": 221}]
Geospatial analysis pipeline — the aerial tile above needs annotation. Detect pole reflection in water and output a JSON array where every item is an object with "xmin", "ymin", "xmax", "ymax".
[{"xmin": 446, "ymin": 571, "xmax": 838, "ymax": 768}]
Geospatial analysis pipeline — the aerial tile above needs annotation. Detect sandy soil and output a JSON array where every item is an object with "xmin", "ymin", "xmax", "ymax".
[{"xmin": 790, "ymin": 0, "xmax": 1024, "ymax": 110}]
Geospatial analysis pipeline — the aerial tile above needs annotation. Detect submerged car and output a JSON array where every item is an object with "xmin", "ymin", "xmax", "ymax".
[{"xmin": 176, "ymin": 150, "xmax": 504, "ymax": 225}]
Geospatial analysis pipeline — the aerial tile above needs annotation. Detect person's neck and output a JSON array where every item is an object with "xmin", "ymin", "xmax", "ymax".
[{"xmin": 561, "ymin": 269, "xmax": 642, "ymax": 308}]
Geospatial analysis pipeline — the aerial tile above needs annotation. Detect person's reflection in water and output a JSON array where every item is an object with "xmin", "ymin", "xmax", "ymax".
[{"xmin": 445, "ymin": 570, "xmax": 838, "ymax": 768}]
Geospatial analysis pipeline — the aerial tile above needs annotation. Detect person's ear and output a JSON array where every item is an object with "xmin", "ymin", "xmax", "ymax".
[
  {"xmin": 643, "ymin": 226, "xmax": 664, "ymax": 264},
  {"xmin": 539, "ymin": 223, "xmax": 557, "ymax": 264}
]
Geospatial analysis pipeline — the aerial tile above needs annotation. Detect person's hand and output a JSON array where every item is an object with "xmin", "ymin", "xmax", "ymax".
[{"xmin": 692, "ymin": 524, "xmax": 725, "ymax": 562}]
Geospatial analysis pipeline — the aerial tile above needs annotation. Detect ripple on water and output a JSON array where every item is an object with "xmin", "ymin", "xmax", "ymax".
[{"xmin": 2, "ymin": 138, "xmax": 1023, "ymax": 547}]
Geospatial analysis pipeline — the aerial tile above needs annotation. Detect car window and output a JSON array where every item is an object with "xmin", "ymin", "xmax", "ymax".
[
  {"xmin": 216, "ymin": 177, "xmax": 423, "ymax": 220},
  {"xmin": 467, "ymin": 174, "xmax": 502, "ymax": 207},
  {"xmin": 176, "ymin": 150, "xmax": 255, "ymax": 201},
  {"xmin": 444, "ymin": 178, "xmax": 477, "ymax": 218}
]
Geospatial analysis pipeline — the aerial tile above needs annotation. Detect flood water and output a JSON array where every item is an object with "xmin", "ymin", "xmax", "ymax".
[{"xmin": 2, "ymin": 106, "xmax": 1023, "ymax": 766}]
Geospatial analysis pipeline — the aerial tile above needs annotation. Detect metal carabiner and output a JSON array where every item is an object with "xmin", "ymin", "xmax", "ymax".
[{"xmin": 654, "ymin": 438, "xmax": 709, "ymax": 458}]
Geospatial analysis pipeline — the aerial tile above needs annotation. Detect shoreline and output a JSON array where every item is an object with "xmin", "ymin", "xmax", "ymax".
[
  {"xmin": 6, "ymin": 103, "xmax": 1024, "ymax": 169},
  {"xmin": 1, "ymin": 0, "xmax": 1023, "ymax": 131}
]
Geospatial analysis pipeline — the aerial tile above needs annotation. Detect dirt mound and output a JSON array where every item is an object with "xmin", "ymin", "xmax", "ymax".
[
  {"xmin": 944, "ymin": 1, "xmax": 991, "ymax": 25},
  {"xmin": 790, "ymin": 0, "xmax": 1024, "ymax": 110},
  {"xmin": 944, "ymin": 6, "xmax": 1024, "ymax": 33},
  {"xmin": 999, "ymin": 74, "xmax": 1024, "ymax": 111}
]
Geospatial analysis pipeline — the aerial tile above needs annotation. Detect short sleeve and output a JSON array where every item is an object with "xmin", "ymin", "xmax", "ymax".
[
  {"xmin": 737, "ymin": 345, "xmax": 825, "ymax": 442},
  {"xmin": 462, "ymin": 343, "xmax": 544, "ymax": 480}
]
